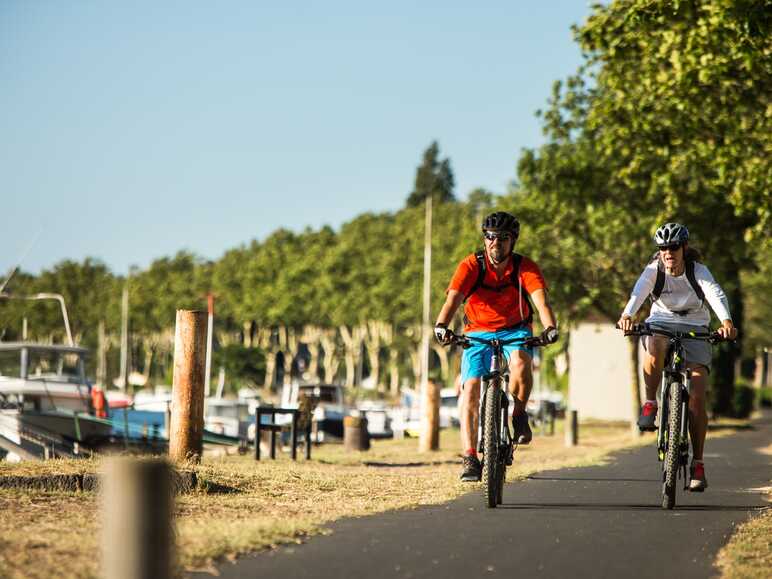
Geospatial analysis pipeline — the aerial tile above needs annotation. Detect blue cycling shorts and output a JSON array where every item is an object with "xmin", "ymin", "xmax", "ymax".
[{"xmin": 460, "ymin": 327, "xmax": 533, "ymax": 384}]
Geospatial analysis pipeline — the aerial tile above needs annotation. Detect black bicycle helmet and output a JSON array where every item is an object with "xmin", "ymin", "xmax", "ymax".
[
  {"xmin": 482, "ymin": 211, "xmax": 520, "ymax": 239},
  {"xmin": 653, "ymin": 222, "xmax": 689, "ymax": 246}
]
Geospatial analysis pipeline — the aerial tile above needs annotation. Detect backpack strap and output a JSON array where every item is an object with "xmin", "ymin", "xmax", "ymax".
[
  {"xmin": 465, "ymin": 250, "xmax": 487, "ymax": 300},
  {"xmin": 685, "ymin": 261, "xmax": 705, "ymax": 304},
  {"xmin": 650, "ymin": 259, "xmax": 666, "ymax": 302},
  {"xmin": 510, "ymin": 253, "xmax": 534, "ymax": 326}
]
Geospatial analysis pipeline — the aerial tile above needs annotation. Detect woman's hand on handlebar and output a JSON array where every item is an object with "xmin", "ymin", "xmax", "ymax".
[
  {"xmin": 617, "ymin": 315, "xmax": 634, "ymax": 332},
  {"xmin": 716, "ymin": 320, "xmax": 737, "ymax": 341}
]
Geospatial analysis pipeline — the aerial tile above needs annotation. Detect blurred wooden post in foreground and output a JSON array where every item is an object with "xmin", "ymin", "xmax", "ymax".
[
  {"xmin": 102, "ymin": 458, "xmax": 174, "ymax": 579},
  {"xmin": 565, "ymin": 409, "xmax": 578, "ymax": 447},
  {"xmin": 169, "ymin": 310, "xmax": 207, "ymax": 463},
  {"xmin": 419, "ymin": 379, "xmax": 440, "ymax": 451}
]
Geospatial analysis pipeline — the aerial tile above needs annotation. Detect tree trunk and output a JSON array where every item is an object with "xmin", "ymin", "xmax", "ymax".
[
  {"xmin": 302, "ymin": 326, "xmax": 323, "ymax": 382},
  {"xmin": 389, "ymin": 348, "xmax": 400, "ymax": 396},
  {"xmin": 364, "ymin": 321, "xmax": 386, "ymax": 390},
  {"xmin": 320, "ymin": 329, "xmax": 340, "ymax": 384},
  {"xmin": 712, "ymin": 277, "xmax": 742, "ymax": 415},
  {"xmin": 282, "ymin": 327, "xmax": 299, "ymax": 385},
  {"xmin": 242, "ymin": 321, "xmax": 253, "ymax": 348},
  {"xmin": 339, "ymin": 325, "xmax": 365, "ymax": 388},
  {"xmin": 431, "ymin": 344, "xmax": 449, "ymax": 384},
  {"xmin": 409, "ymin": 345, "xmax": 421, "ymax": 389},
  {"xmin": 263, "ymin": 353, "xmax": 277, "ymax": 390}
]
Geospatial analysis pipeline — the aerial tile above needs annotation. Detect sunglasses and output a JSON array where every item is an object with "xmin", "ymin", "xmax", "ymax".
[
  {"xmin": 658, "ymin": 244, "xmax": 682, "ymax": 252},
  {"xmin": 484, "ymin": 231, "xmax": 513, "ymax": 242}
]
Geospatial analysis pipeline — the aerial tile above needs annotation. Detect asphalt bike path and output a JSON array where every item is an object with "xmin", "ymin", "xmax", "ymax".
[{"xmin": 195, "ymin": 414, "xmax": 771, "ymax": 579}]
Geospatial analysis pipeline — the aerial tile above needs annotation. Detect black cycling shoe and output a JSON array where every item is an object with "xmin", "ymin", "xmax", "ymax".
[
  {"xmin": 513, "ymin": 412, "xmax": 532, "ymax": 445},
  {"xmin": 460, "ymin": 455, "xmax": 482, "ymax": 482}
]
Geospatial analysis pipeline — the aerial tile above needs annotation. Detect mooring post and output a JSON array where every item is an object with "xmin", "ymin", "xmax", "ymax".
[
  {"xmin": 101, "ymin": 458, "xmax": 174, "ymax": 579},
  {"xmin": 419, "ymin": 379, "xmax": 440, "ymax": 452},
  {"xmin": 169, "ymin": 310, "xmax": 207, "ymax": 463},
  {"xmin": 565, "ymin": 409, "xmax": 578, "ymax": 447}
]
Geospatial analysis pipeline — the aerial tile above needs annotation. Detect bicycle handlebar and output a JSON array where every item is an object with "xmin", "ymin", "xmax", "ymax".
[
  {"xmin": 444, "ymin": 330, "xmax": 548, "ymax": 349},
  {"xmin": 615, "ymin": 322, "xmax": 730, "ymax": 344}
]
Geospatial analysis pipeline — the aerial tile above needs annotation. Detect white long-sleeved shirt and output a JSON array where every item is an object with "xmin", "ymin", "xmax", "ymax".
[{"xmin": 622, "ymin": 261, "xmax": 732, "ymax": 327}]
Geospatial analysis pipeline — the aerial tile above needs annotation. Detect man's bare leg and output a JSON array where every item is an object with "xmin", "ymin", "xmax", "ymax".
[
  {"xmin": 460, "ymin": 377, "xmax": 481, "ymax": 452},
  {"xmin": 508, "ymin": 350, "xmax": 533, "ymax": 443}
]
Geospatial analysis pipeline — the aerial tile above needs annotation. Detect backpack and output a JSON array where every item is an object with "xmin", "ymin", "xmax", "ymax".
[
  {"xmin": 465, "ymin": 250, "xmax": 534, "ymax": 326},
  {"xmin": 649, "ymin": 250, "xmax": 705, "ymax": 314}
]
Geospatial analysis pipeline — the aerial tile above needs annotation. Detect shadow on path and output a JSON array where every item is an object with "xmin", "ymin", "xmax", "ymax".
[
  {"xmin": 526, "ymin": 475, "xmax": 658, "ymax": 483},
  {"xmin": 499, "ymin": 502, "xmax": 766, "ymax": 512}
]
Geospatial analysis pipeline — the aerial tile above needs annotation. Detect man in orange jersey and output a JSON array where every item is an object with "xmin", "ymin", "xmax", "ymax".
[{"xmin": 434, "ymin": 211, "xmax": 558, "ymax": 481}]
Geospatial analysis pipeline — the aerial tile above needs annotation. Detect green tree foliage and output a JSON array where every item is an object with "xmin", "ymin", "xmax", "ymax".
[
  {"xmin": 517, "ymin": 0, "xmax": 771, "ymax": 414},
  {"xmin": 577, "ymin": 0, "xmax": 771, "ymax": 247},
  {"xmin": 213, "ymin": 344, "xmax": 266, "ymax": 387},
  {"xmin": 406, "ymin": 141, "xmax": 456, "ymax": 207},
  {"xmin": 131, "ymin": 251, "xmax": 211, "ymax": 334}
]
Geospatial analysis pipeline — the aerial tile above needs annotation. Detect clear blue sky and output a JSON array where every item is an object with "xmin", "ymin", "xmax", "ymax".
[{"xmin": 1, "ymin": 1, "xmax": 593, "ymax": 275}]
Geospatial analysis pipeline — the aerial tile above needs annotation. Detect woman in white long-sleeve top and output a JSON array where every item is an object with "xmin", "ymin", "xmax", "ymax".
[{"xmin": 617, "ymin": 222, "xmax": 737, "ymax": 492}]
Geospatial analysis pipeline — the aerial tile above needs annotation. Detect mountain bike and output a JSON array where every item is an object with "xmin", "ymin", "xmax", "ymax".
[
  {"xmin": 621, "ymin": 323, "xmax": 727, "ymax": 509},
  {"xmin": 447, "ymin": 331, "xmax": 549, "ymax": 508}
]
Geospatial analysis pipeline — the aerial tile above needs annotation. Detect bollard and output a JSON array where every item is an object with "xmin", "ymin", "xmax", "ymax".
[
  {"xmin": 344, "ymin": 416, "xmax": 370, "ymax": 451},
  {"xmin": 169, "ymin": 310, "xmax": 207, "ymax": 463},
  {"xmin": 419, "ymin": 380, "xmax": 440, "ymax": 452},
  {"xmin": 565, "ymin": 409, "xmax": 578, "ymax": 447},
  {"xmin": 101, "ymin": 458, "xmax": 174, "ymax": 579}
]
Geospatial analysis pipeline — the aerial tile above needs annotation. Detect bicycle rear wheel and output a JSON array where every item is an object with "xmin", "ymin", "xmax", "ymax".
[
  {"xmin": 662, "ymin": 382, "xmax": 682, "ymax": 510},
  {"xmin": 482, "ymin": 383, "xmax": 501, "ymax": 508}
]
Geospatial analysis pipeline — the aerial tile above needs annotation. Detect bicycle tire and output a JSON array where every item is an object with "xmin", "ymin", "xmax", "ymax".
[
  {"xmin": 496, "ymin": 400, "xmax": 510, "ymax": 505},
  {"xmin": 482, "ymin": 383, "xmax": 500, "ymax": 508},
  {"xmin": 662, "ymin": 382, "xmax": 682, "ymax": 510}
]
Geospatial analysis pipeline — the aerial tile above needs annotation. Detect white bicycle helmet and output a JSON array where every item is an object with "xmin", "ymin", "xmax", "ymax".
[{"xmin": 654, "ymin": 222, "xmax": 689, "ymax": 246}]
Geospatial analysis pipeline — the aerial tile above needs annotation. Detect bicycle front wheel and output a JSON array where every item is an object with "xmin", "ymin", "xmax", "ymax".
[
  {"xmin": 662, "ymin": 382, "xmax": 682, "ymax": 510},
  {"xmin": 482, "ymin": 383, "xmax": 501, "ymax": 508}
]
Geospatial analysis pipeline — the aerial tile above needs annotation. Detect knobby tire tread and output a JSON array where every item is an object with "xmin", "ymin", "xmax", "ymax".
[
  {"xmin": 663, "ymin": 383, "xmax": 682, "ymax": 510},
  {"xmin": 483, "ymin": 383, "xmax": 499, "ymax": 508}
]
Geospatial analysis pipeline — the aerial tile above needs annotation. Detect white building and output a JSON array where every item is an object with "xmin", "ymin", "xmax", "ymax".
[{"xmin": 568, "ymin": 320, "xmax": 646, "ymax": 422}]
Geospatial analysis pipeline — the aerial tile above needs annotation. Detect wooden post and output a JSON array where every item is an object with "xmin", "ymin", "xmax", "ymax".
[
  {"xmin": 419, "ymin": 379, "xmax": 440, "ymax": 452},
  {"xmin": 169, "ymin": 310, "xmax": 207, "ymax": 463},
  {"xmin": 565, "ymin": 409, "xmax": 578, "ymax": 447},
  {"xmin": 344, "ymin": 416, "xmax": 370, "ymax": 451},
  {"xmin": 101, "ymin": 458, "xmax": 174, "ymax": 579}
]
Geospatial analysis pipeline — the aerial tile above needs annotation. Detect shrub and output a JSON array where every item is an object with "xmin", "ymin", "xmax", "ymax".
[
  {"xmin": 732, "ymin": 385, "xmax": 755, "ymax": 419},
  {"xmin": 759, "ymin": 387, "xmax": 772, "ymax": 408}
]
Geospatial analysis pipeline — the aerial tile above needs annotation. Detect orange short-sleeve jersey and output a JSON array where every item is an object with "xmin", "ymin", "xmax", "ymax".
[{"xmin": 447, "ymin": 253, "xmax": 547, "ymax": 332}]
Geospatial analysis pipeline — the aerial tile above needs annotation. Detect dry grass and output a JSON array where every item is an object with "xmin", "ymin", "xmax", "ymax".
[
  {"xmin": 0, "ymin": 419, "xmax": 747, "ymax": 578},
  {"xmin": 716, "ymin": 504, "xmax": 772, "ymax": 579}
]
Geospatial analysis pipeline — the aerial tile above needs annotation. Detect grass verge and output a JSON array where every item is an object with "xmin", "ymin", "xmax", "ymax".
[
  {"xmin": 716, "ymin": 505, "xmax": 772, "ymax": 579},
  {"xmin": 715, "ymin": 441, "xmax": 772, "ymax": 579}
]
